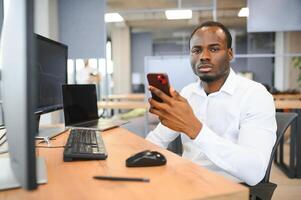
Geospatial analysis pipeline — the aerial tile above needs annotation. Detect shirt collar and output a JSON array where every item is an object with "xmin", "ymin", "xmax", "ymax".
[
  {"xmin": 219, "ymin": 68, "xmax": 237, "ymax": 95},
  {"xmin": 191, "ymin": 68, "xmax": 237, "ymax": 96}
]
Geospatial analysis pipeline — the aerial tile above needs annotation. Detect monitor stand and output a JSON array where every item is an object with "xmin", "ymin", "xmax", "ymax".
[
  {"xmin": 38, "ymin": 125, "xmax": 66, "ymax": 139},
  {"xmin": 0, "ymin": 157, "xmax": 47, "ymax": 190},
  {"xmin": 35, "ymin": 113, "xmax": 66, "ymax": 139}
]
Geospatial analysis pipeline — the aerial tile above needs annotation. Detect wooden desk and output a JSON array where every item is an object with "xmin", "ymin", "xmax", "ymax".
[
  {"xmin": 98, "ymin": 101, "xmax": 148, "ymax": 109},
  {"xmin": 273, "ymin": 94, "xmax": 301, "ymax": 101},
  {"xmin": 98, "ymin": 97, "xmax": 301, "ymax": 110},
  {"xmin": 103, "ymin": 93, "xmax": 145, "ymax": 101},
  {"xmin": 99, "ymin": 94, "xmax": 146, "ymax": 116},
  {"xmin": 0, "ymin": 128, "xmax": 248, "ymax": 200},
  {"xmin": 274, "ymin": 100, "xmax": 301, "ymax": 109}
]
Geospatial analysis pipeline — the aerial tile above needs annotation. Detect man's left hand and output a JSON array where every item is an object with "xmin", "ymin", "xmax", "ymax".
[{"xmin": 148, "ymin": 86, "xmax": 202, "ymax": 139}]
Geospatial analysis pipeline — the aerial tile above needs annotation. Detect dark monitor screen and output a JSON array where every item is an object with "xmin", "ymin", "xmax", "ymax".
[
  {"xmin": 62, "ymin": 84, "xmax": 99, "ymax": 126},
  {"xmin": 35, "ymin": 34, "xmax": 67, "ymax": 114}
]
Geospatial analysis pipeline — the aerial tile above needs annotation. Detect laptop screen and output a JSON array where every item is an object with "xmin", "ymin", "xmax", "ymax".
[{"xmin": 62, "ymin": 84, "xmax": 99, "ymax": 126}]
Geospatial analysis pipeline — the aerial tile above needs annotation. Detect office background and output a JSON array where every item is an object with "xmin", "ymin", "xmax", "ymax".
[
  {"xmin": 0, "ymin": 0, "xmax": 300, "ymax": 99},
  {"xmin": 15, "ymin": 0, "xmax": 301, "ymax": 95},
  {"xmin": 24, "ymin": 0, "xmax": 301, "ymax": 125},
  {"xmin": 0, "ymin": 2, "xmax": 300, "ymax": 130},
  {"xmin": 0, "ymin": 0, "xmax": 300, "ymax": 199}
]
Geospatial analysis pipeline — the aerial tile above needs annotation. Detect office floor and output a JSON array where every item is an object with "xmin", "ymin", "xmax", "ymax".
[
  {"xmin": 270, "ymin": 164, "xmax": 301, "ymax": 200},
  {"xmin": 270, "ymin": 143, "xmax": 301, "ymax": 200}
]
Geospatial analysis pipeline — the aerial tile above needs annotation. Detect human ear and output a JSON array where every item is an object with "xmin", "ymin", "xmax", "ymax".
[{"xmin": 227, "ymin": 48, "xmax": 233, "ymax": 61}]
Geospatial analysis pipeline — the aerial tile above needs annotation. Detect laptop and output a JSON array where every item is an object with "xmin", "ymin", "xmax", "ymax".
[{"xmin": 62, "ymin": 84, "xmax": 127, "ymax": 131}]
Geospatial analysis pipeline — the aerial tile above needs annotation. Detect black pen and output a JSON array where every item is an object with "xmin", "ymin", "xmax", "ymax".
[{"xmin": 93, "ymin": 175, "xmax": 150, "ymax": 182}]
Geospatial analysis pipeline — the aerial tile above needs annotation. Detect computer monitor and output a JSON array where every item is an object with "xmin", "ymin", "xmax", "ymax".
[
  {"xmin": 0, "ymin": 0, "xmax": 46, "ymax": 190},
  {"xmin": 34, "ymin": 34, "xmax": 67, "ymax": 137},
  {"xmin": 35, "ymin": 34, "xmax": 67, "ymax": 115}
]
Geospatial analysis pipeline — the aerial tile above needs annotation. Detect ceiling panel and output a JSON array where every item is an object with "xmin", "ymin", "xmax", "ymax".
[{"xmin": 106, "ymin": 0, "xmax": 247, "ymax": 39}]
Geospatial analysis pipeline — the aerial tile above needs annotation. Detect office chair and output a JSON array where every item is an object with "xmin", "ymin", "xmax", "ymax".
[
  {"xmin": 167, "ymin": 135, "xmax": 182, "ymax": 156},
  {"xmin": 247, "ymin": 112, "xmax": 298, "ymax": 200}
]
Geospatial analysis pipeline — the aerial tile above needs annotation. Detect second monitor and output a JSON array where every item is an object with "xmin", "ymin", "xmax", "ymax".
[{"xmin": 35, "ymin": 34, "xmax": 68, "ymax": 137}]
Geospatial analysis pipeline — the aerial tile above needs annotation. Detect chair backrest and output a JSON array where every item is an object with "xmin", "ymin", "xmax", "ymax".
[{"xmin": 263, "ymin": 112, "xmax": 298, "ymax": 182}]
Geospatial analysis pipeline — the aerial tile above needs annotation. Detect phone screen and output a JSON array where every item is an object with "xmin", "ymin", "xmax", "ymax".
[{"xmin": 147, "ymin": 73, "xmax": 171, "ymax": 102}]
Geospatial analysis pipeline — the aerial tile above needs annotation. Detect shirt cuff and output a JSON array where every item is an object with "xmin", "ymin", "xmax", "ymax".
[{"xmin": 193, "ymin": 124, "xmax": 219, "ymax": 149}]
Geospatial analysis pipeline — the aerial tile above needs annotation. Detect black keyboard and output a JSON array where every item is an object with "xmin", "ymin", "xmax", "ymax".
[{"xmin": 63, "ymin": 129, "xmax": 107, "ymax": 161}]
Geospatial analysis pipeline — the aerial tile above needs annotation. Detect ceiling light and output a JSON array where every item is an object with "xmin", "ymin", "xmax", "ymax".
[
  {"xmin": 238, "ymin": 7, "xmax": 249, "ymax": 17},
  {"xmin": 105, "ymin": 13, "xmax": 124, "ymax": 23},
  {"xmin": 165, "ymin": 9, "xmax": 192, "ymax": 20}
]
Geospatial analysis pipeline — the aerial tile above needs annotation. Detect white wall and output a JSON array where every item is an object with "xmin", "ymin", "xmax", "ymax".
[
  {"xmin": 58, "ymin": 0, "xmax": 106, "ymax": 59},
  {"xmin": 111, "ymin": 25, "xmax": 131, "ymax": 94},
  {"xmin": 34, "ymin": 0, "xmax": 58, "ymax": 40}
]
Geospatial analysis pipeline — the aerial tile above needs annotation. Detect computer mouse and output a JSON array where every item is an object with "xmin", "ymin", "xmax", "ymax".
[{"xmin": 126, "ymin": 150, "xmax": 167, "ymax": 167}]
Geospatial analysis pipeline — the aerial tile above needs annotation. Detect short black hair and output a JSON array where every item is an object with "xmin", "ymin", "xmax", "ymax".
[{"xmin": 189, "ymin": 21, "xmax": 232, "ymax": 49}]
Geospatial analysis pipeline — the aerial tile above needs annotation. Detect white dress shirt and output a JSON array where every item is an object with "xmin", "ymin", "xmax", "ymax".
[{"xmin": 146, "ymin": 68, "xmax": 277, "ymax": 186}]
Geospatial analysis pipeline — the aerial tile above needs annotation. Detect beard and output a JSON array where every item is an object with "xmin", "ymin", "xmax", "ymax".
[
  {"xmin": 192, "ymin": 66, "xmax": 230, "ymax": 83},
  {"xmin": 199, "ymin": 75, "xmax": 217, "ymax": 82}
]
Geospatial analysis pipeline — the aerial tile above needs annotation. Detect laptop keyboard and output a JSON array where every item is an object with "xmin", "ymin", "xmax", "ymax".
[{"xmin": 63, "ymin": 129, "xmax": 107, "ymax": 161}]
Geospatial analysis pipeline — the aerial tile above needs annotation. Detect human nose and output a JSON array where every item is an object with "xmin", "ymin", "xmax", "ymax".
[{"xmin": 200, "ymin": 49, "xmax": 210, "ymax": 61}]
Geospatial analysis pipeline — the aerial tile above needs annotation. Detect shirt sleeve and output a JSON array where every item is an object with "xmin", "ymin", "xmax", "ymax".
[
  {"xmin": 146, "ymin": 122, "xmax": 179, "ymax": 148},
  {"xmin": 145, "ymin": 86, "xmax": 191, "ymax": 148},
  {"xmin": 193, "ymin": 86, "xmax": 277, "ymax": 186}
]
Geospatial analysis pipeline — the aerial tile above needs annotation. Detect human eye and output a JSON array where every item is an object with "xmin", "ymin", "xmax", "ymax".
[
  {"xmin": 191, "ymin": 48, "xmax": 201, "ymax": 54},
  {"xmin": 209, "ymin": 46, "xmax": 220, "ymax": 52}
]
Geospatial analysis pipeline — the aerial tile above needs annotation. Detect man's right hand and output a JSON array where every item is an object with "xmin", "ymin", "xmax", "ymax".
[{"xmin": 148, "ymin": 86, "xmax": 202, "ymax": 139}]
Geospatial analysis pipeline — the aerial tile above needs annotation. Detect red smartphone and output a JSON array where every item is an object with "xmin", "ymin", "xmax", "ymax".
[{"xmin": 147, "ymin": 73, "xmax": 171, "ymax": 102}]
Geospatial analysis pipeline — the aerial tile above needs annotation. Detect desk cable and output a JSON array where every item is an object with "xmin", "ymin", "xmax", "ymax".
[
  {"xmin": 0, "ymin": 130, "xmax": 7, "ymax": 147},
  {"xmin": 35, "ymin": 136, "xmax": 65, "ymax": 148},
  {"xmin": 0, "ymin": 138, "xmax": 7, "ymax": 147},
  {"xmin": 35, "ymin": 145, "xmax": 65, "ymax": 148},
  {"xmin": 0, "ymin": 132, "xmax": 65, "ymax": 152},
  {"xmin": 0, "ymin": 130, "xmax": 7, "ymax": 154}
]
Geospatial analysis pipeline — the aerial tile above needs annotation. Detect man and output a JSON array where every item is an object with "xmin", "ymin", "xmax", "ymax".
[
  {"xmin": 77, "ymin": 59, "xmax": 101, "ymax": 84},
  {"xmin": 146, "ymin": 21, "xmax": 276, "ymax": 186}
]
